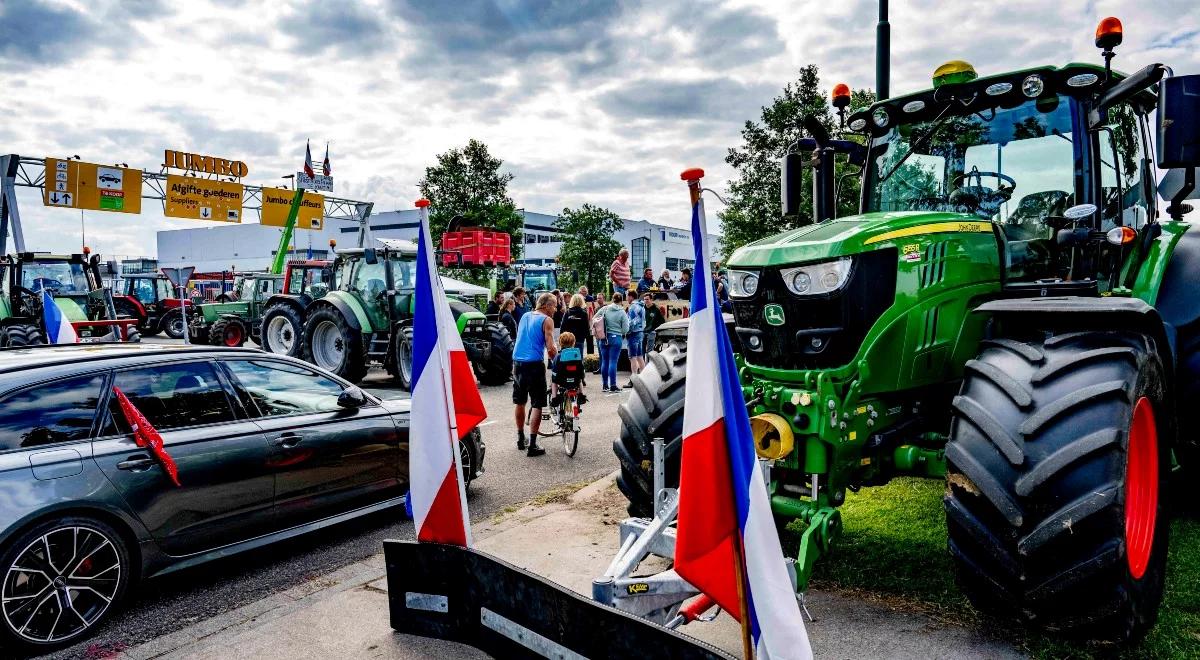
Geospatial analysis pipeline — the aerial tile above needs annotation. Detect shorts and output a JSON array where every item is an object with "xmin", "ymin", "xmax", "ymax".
[
  {"xmin": 626, "ymin": 331, "xmax": 644, "ymax": 357},
  {"xmin": 512, "ymin": 360, "xmax": 548, "ymax": 408}
]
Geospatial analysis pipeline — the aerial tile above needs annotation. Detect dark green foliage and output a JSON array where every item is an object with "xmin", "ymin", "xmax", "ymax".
[
  {"xmin": 418, "ymin": 139, "xmax": 524, "ymax": 261},
  {"xmin": 554, "ymin": 204, "xmax": 624, "ymax": 293}
]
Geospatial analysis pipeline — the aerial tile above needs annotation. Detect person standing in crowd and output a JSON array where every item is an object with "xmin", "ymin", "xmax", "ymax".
[
  {"xmin": 586, "ymin": 291, "xmax": 606, "ymax": 367},
  {"xmin": 499, "ymin": 297, "xmax": 518, "ymax": 339},
  {"xmin": 560, "ymin": 294, "xmax": 590, "ymax": 355},
  {"xmin": 486, "ymin": 290, "xmax": 505, "ymax": 316},
  {"xmin": 658, "ymin": 269, "xmax": 674, "ymax": 290},
  {"xmin": 624, "ymin": 289, "xmax": 646, "ymax": 387},
  {"xmin": 714, "ymin": 270, "xmax": 732, "ymax": 312},
  {"xmin": 643, "ymin": 292, "xmax": 665, "ymax": 355},
  {"xmin": 609, "ymin": 248, "xmax": 631, "ymax": 295},
  {"xmin": 636, "ymin": 267, "xmax": 656, "ymax": 293},
  {"xmin": 674, "ymin": 267, "xmax": 692, "ymax": 300},
  {"xmin": 550, "ymin": 289, "xmax": 565, "ymax": 342},
  {"xmin": 596, "ymin": 291, "xmax": 629, "ymax": 392},
  {"xmin": 511, "ymin": 287, "xmax": 528, "ymax": 323},
  {"xmin": 578, "ymin": 285, "xmax": 593, "ymax": 303},
  {"xmin": 511, "ymin": 292, "xmax": 558, "ymax": 457}
]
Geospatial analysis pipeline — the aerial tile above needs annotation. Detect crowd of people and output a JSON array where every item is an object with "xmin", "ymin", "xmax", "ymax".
[{"xmin": 488, "ymin": 246, "xmax": 731, "ymax": 457}]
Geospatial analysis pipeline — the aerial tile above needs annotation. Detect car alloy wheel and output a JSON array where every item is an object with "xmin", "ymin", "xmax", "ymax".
[{"xmin": 2, "ymin": 525, "xmax": 122, "ymax": 644}]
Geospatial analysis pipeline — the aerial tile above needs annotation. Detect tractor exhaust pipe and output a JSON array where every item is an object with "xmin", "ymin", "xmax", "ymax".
[{"xmin": 877, "ymin": 0, "xmax": 890, "ymax": 100}]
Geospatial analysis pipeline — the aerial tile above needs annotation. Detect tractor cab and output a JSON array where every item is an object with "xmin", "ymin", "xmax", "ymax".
[
  {"xmin": 283, "ymin": 259, "xmax": 334, "ymax": 300},
  {"xmin": 122, "ymin": 275, "xmax": 175, "ymax": 306},
  {"xmin": 330, "ymin": 240, "xmax": 417, "ymax": 331},
  {"xmin": 0, "ymin": 251, "xmax": 136, "ymax": 344},
  {"xmin": 112, "ymin": 274, "xmax": 190, "ymax": 339}
]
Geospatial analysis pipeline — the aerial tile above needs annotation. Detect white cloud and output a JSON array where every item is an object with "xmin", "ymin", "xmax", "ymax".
[{"xmin": 2, "ymin": 0, "xmax": 1197, "ymax": 260}]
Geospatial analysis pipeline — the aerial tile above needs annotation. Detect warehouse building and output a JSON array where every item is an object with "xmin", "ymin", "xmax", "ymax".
[{"xmin": 157, "ymin": 209, "xmax": 721, "ymax": 277}]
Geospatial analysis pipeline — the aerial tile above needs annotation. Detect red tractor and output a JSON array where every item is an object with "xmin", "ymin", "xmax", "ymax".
[
  {"xmin": 258, "ymin": 259, "xmax": 334, "ymax": 357},
  {"xmin": 112, "ymin": 274, "xmax": 190, "ymax": 339}
]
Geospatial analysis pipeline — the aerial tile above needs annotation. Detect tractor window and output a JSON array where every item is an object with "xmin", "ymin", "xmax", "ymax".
[
  {"xmin": 238, "ymin": 278, "xmax": 255, "ymax": 301},
  {"xmin": 352, "ymin": 260, "xmax": 387, "ymax": 301},
  {"xmin": 389, "ymin": 256, "xmax": 415, "ymax": 290},
  {"xmin": 22, "ymin": 261, "xmax": 88, "ymax": 294},
  {"xmin": 157, "ymin": 278, "xmax": 174, "ymax": 301},
  {"xmin": 1097, "ymin": 103, "xmax": 1150, "ymax": 231},
  {"xmin": 130, "ymin": 278, "xmax": 156, "ymax": 304}
]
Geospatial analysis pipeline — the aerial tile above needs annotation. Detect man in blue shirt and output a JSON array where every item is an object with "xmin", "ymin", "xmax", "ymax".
[
  {"xmin": 511, "ymin": 287, "xmax": 529, "ymax": 324},
  {"xmin": 512, "ymin": 292, "xmax": 558, "ymax": 456}
]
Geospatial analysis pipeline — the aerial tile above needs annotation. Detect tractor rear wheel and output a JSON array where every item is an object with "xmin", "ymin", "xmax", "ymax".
[
  {"xmin": 614, "ymin": 342, "xmax": 688, "ymax": 517},
  {"xmin": 0, "ymin": 323, "xmax": 44, "ymax": 347},
  {"xmin": 475, "ymin": 322, "xmax": 514, "ymax": 386},
  {"xmin": 946, "ymin": 331, "xmax": 1170, "ymax": 643},
  {"xmin": 261, "ymin": 303, "xmax": 304, "ymax": 358},
  {"xmin": 304, "ymin": 306, "xmax": 367, "ymax": 383},
  {"xmin": 160, "ymin": 309, "xmax": 186, "ymax": 340},
  {"xmin": 208, "ymin": 317, "xmax": 248, "ymax": 347}
]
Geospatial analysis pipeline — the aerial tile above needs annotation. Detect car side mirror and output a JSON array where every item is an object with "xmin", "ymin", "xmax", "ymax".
[
  {"xmin": 781, "ymin": 152, "xmax": 804, "ymax": 218},
  {"xmin": 1158, "ymin": 74, "xmax": 1200, "ymax": 169},
  {"xmin": 337, "ymin": 386, "xmax": 367, "ymax": 408}
]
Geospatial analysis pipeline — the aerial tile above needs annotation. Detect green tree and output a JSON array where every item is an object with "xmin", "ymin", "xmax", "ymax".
[
  {"xmin": 418, "ymin": 139, "xmax": 524, "ymax": 261},
  {"xmin": 719, "ymin": 65, "xmax": 875, "ymax": 257},
  {"xmin": 554, "ymin": 203, "xmax": 623, "ymax": 293}
]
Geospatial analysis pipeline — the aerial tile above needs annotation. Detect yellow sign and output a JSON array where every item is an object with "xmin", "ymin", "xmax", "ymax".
[
  {"xmin": 43, "ymin": 158, "xmax": 142, "ymax": 214},
  {"xmin": 163, "ymin": 150, "xmax": 249, "ymax": 177},
  {"xmin": 260, "ymin": 188, "xmax": 325, "ymax": 230},
  {"xmin": 164, "ymin": 175, "xmax": 243, "ymax": 222}
]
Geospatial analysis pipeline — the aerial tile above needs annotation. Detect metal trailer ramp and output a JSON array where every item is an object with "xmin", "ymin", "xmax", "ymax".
[{"xmin": 384, "ymin": 540, "xmax": 733, "ymax": 660}]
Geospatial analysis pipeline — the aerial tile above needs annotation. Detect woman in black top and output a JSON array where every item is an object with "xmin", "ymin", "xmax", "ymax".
[
  {"xmin": 560, "ymin": 293, "xmax": 591, "ymax": 349},
  {"xmin": 499, "ymin": 298, "xmax": 518, "ymax": 339}
]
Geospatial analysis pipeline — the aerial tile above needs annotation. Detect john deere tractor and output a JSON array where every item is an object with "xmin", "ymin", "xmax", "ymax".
[
  {"xmin": 301, "ymin": 239, "xmax": 513, "ymax": 390},
  {"xmin": 618, "ymin": 20, "xmax": 1200, "ymax": 642},
  {"xmin": 188, "ymin": 273, "xmax": 282, "ymax": 346}
]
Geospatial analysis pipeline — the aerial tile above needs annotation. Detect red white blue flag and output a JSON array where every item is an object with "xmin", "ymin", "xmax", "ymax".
[
  {"xmin": 41, "ymin": 289, "xmax": 77, "ymax": 344},
  {"xmin": 303, "ymin": 140, "xmax": 315, "ymax": 179},
  {"xmin": 674, "ymin": 193, "xmax": 813, "ymax": 659},
  {"xmin": 322, "ymin": 143, "xmax": 331, "ymax": 176},
  {"xmin": 410, "ymin": 199, "xmax": 486, "ymax": 546}
]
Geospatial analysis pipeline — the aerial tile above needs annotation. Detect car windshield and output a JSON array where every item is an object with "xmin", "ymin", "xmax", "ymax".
[
  {"xmin": 22, "ymin": 261, "xmax": 89, "ymax": 294},
  {"xmin": 523, "ymin": 270, "xmax": 556, "ymax": 292},
  {"xmin": 864, "ymin": 95, "xmax": 1077, "ymax": 222}
]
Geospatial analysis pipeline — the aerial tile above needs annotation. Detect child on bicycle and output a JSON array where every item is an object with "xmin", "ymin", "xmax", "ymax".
[{"xmin": 551, "ymin": 332, "xmax": 587, "ymax": 407}]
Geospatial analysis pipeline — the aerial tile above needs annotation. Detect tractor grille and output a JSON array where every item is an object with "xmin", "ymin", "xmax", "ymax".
[{"xmin": 733, "ymin": 248, "xmax": 897, "ymax": 370}]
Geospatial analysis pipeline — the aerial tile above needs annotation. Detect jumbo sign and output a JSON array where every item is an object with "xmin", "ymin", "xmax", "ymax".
[{"xmin": 163, "ymin": 150, "xmax": 249, "ymax": 177}]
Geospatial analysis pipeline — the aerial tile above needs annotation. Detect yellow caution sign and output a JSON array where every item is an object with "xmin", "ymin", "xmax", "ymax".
[
  {"xmin": 43, "ymin": 158, "xmax": 142, "ymax": 214},
  {"xmin": 259, "ymin": 187, "xmax": 325, "ymax": 230},
  {"xmin": 164, "ymin": 174, "xmax": 243, "ymax": 222}
]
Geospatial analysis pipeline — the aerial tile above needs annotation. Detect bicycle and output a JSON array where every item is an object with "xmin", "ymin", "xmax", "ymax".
[{"xmin": 526, "ymin": 360, "xmax": 587, "ymax": 456}]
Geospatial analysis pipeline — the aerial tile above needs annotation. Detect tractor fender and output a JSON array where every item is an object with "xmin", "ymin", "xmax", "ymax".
[
  {"xmin": 310, "ymin": 294, "xmax": 365, "ymax": 332},
  {"xmin": 973, "ymin": 296, "xmax": 1176, "ymax": 376}
]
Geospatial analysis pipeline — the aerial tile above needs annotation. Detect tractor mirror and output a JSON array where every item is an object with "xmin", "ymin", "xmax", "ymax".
[
  {"xmin": 781, "ymin": 152, "xmax": 804, "ymax": 217},
  {"xmin": 364, "ymin": 248, "xmax": 378, "ymax": 265},
  {"xmin": 1158, "ymin": 74, "xmax": 1200, "ymax": 168},
  {"xmin": 321, "ymin": 267, "xmax": 334, "ymax": 284}
]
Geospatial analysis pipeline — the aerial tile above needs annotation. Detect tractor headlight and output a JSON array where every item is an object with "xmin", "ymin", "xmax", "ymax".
[
  {"xmin": 728, "ymin": 270, "xmax": 760, "ymax": 298},
  {"xmin": 780, "ymin": 257, "xmax": 853, "ymax": 296}
]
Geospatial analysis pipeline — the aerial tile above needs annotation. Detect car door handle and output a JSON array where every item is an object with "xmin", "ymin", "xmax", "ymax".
[
  {"xmin": 273, "ymin": 432, "xmax": 303, "ymax": 448},
  {"xmin": 116, "ymin": 455, "xmax": 156, "ymax": 471}
]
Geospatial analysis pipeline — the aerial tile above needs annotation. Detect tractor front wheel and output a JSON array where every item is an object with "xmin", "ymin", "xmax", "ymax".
[
  {"xmin": 614, "ymin": 342, "xmax": 688, "ymax": 517},
  {"xmin": 261, "ymin": 303, "xmax": 305, "ymax": 358},
  {"xmin": 946, "ymin": 331, "xmax": 1170, "ymax": 643},
  {"xmin": 209, "ymin": 317, "xmax": 248, "ymax": 348},
  {"xmin": 160, "ymin": 309, "xmax": 186, "ymax": 340},
  {"xmin": 475, "ymin": 322, "xmax": 514, "ymax": 386},
  {"xmin": 304, "ymin": 306, "xmax": 367, "ymax": 383},
  {"xmin": 387, "ymin": 326, "xmax": 415, "ymax": 392},
  {"xmin": 0, "ymin": 323, "xmax": 44, "ymax": 347}
]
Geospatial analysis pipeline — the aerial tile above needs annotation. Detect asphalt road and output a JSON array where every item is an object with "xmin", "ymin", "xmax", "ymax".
[{"xmin": 42, "ymin": 353, "xmax": 628, "ymax": 659}]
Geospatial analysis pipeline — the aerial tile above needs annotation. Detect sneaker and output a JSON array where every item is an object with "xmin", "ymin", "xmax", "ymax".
[
  {"xmin": 517, "ymin": 432, "xmax": 527, "ymax": 451},
  {"xmin": 526, "ymin": 439, "xmax": 546, "ymax": 457},
  {"xmin": 623, "ymin": 381, "xmax": 633, "ymax": 389}
]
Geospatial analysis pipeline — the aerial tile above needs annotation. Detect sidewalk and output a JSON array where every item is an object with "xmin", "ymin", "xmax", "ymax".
[{"xmin": 120, "ymin": 475, "xmax": 1024, "ymax": 659}]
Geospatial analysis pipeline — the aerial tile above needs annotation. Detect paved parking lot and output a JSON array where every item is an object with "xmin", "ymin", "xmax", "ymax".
[{"xmin": 43, "ymin": 342, "xmax": 628, "ymax": 659}]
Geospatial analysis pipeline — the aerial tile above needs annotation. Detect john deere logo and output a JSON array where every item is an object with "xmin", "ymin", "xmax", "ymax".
[{"xmin": 764, "ymin": 304, "xmax": 786, "ymax": 326}]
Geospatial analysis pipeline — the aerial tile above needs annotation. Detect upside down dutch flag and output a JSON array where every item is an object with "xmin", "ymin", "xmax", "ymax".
[
  {"xmin": 410, "ymin": 200, "xmax": 487, "ymax": 546},
  {"xmin": 41, "ymin": 289, "xmax": 77, "ymax": 344},
  {"xmin": 674, "ymin": 197, "xmax": 813, "ymax": 659},
  {"xmin": 303, "ymin": 140, "xmax": 315, "ymax": 179}
]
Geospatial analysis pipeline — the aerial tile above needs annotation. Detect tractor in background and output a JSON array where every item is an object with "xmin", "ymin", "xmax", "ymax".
[
  {"xmin": 112, "ymin": 273, "xmax": 190, "ymax": 339},
  {"xmin": 187, "ymin": 272, "xmax": 282, "ymax": 346},
  {"xmin": 301, "ymin": 238, "xmax": 513, "ymax": 390},
  {"xmin": 0, "ymin": 249, "xmax": 138, "ymax": 345},
  {"xmin": 618, "ymin": 18, "xmax": 1200, "ymax": 642},
  {"xmin": 259, "ymin": 258, "xmax": 334, "ymax": 357}
]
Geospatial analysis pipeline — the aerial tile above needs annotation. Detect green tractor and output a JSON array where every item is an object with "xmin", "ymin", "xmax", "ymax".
[
  {"xmin": 618, "ymin": 25, "xmax": 1200, "ymax": 642},
  {"xmin": 301, "ymin": 239, "xmax": 513, "ymax": 389},
  {"xmin": 0, "ymin": 250, "xmax": 138, "ymax": 345},
  {"xmin": 188, "ymin": 273, "xmax": 282, "ymax": 347},
  {"xmin": 259, "ymin": 258, "xmax": 334, "ymax": 358}
]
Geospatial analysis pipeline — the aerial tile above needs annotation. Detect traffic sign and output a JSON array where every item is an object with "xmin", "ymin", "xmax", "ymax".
[
  {"xmin": 42, "ymin": 158, "xmax": 142, "ymax": 213},
  {"xmin": 161, "ymin": 266, "xmax": 195, "ymax": 288},
  {"xmin": 295, "ymin": 171, "xmax": 333, "ymax": 192},
  {"xmin": 164, "ymin": 174, "xmax": 243, "ymax": 222},
  {"xmin": 260, "ymin": 187, "xmax": 325, "ymax": 229}
]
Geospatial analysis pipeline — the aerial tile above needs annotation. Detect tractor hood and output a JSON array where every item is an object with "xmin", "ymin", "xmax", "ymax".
[
  {"xmin": 198, "ymin": 301, "xmax": 249, "ymax": 322},
  {"xmin": 727, "ymin": 211, "xmax": 992, "ymax": 268}
]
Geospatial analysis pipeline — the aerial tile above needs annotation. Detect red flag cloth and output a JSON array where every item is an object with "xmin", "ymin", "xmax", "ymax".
[
  {"xmin": 303, "ymin": 141, "xmax": 315, "ymax": 179},
  {"xmin": 322, "ymin": 143, "xmax": 331, "ymax": 176},
  {"xmin": 112, "ymin": 387, "xmax": 181, "ymax": 487}
]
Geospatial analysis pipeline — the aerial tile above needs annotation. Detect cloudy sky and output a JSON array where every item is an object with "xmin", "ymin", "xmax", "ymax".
[{"xmin": 2, "ymin": 0, "xmax": 1198, "ymax": 259}]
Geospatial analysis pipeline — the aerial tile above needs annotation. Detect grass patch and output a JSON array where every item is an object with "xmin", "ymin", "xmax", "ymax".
[{"xmin": 779, "ymin": 477, "xmax": 1200, "ymax": 658}]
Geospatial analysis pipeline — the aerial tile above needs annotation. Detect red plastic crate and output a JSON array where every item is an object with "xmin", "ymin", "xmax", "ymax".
[{"xmin": 442, "ymin": 229, "xmax": 511, "ymax": 267}]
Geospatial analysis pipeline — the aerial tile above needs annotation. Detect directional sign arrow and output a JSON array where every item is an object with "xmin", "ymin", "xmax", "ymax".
[
  {"xmin": 50, "ymin": 192, "xmax": 59, "ymax": 203},
  {"xmin": 201, "ymin": 208, "xmax": 211, "ymax": 219},
  {"xmin": 63, "ymin": 193, "xmax": 71, "ymax": 204}
]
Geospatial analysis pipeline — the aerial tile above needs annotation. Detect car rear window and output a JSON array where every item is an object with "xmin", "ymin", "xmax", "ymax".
[
  {"xmin": 107, "ymin": 362, "xmax": 235, "ymax": 432},
  {"xmin": 0, "ymin": 374, "xmax": 106, "ymax": 451}
]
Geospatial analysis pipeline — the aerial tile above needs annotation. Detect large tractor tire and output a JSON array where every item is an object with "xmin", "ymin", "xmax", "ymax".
[
  {"xmin": 615, "ymin": 342, "xmax": 688, "ymax": 517},
  {"xmin": 113, "ymin": 298, "xmax": 154, "ymax": 336},
  {"xmin": 0, "ymin": 323, "xmax": 44, "ymax": 347},
  {"xmin": 475, "ymin": 322, "xmax": 514, "ymax": 386},
  {"xmin": 387, "ymin": 326, "xmax": 415, "ymax": 392},
  {"xmin": 161, "ymin": 309, "xmax": 186, "ymax": 340},
  {"xmin": 208, "ymin": 317, "xmax": 248, "ymax": 347},
  {"xmin": 946, "ymin": 331, "xmax": 1170, "ymax": 643},
  {"xmin": 261, "ymin": 302, "xmax": 305, "ymax": 358},
  {"xmin": 304, "ymin": 306, "xmax": 367, "ymax": 383}
]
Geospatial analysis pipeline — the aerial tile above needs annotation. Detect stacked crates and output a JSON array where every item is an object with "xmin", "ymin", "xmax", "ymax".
[{"xmin": 441, "ymin": 229, "xmax": 512, "ymax": 267}]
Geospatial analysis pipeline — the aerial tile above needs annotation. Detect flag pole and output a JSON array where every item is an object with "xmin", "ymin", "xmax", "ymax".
[{"xmin": 683, "ymin": 170, "xmax": 754, "ymax": 660}]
